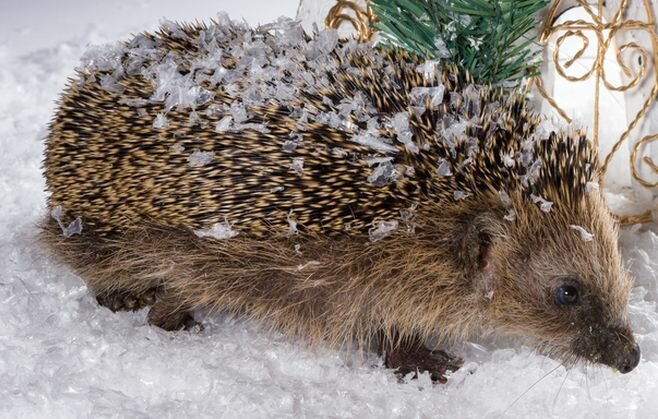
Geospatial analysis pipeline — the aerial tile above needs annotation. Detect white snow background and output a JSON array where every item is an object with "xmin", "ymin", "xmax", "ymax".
[{"xmin": 1, "ymin": 1, "xmax": 657, "ymax": 418}]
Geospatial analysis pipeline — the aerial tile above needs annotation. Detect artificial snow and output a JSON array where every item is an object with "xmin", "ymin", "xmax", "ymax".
[
  {"xmin": 391, "ymin": 112, "xmax": 419, "ymax": 154},
  {"xmin": 147, "ymin": 58, "xmax": 214, "ymax": 111},
  {"xmin": 410, "ymin": 85, "xmax": 445, "ymax": 110},
  {"xmin": 530, "ymin": 193, "xmax": 554, "ymax": 213},
  {"xmin": 570, "ymin": 225, "xmax": 595, "ymax": 242},
  {"xmin": 368, "ymin": 220, "xmax": 399, "ymax": 242},
  {"xmin": 586, "ymin": 180, "xmax": 600, "ymax": 194},
  {"xmin": 504, "ymin": 209, "xmax": 516, "ymax": 222},
  {"xmin": 215, "ymin": 115, "xmax": 232, "ymax": 132},
  {"xmin": 399, "ymin": 203, "xmax": 417, "ymax": 222},
  {"xmin": 153, "ymin": 113, "xmax": 169, "ymax": 129},
  {"xmin": 188, "ymin": 150, "xmax": 216, "ymax": 167},
  {"xmin": 50, "ymin": 206, "xmax": 83, "ymax": 238},
  {"xmin": 286, "ymin": 210, "xmax": 299, "ymax": 237},
  {"xmin": 290, "ymin": 157, "xmax": 305, "ymax": 176},
  {"xmin": 351, "ymin": 133, "xmax": 397, "ymax": 153},
  {"xmin": 368, "ymin": 158, "xmax": 398, "ymax": 187},
  {"xmin": 501, "ymin": 152, "xmax": 515, "ymax": 168},
  {"xmin": 194, "ymin": 220, "xmax": 239, "ymax": 240},
  {"xmin": 433, "ymin": 38, "xmax": 451, "ymax": 59},
  {"xmin": 453, "ymin": 190, "xmax": 471, "ymax": 201},
  {"xmin": 498, "ymin": 189, "xmax": 512, "ymax": 207},
  {"xmin": 1, "ymin": 8, "xmax": 657, "ymax": 419},
  {"xmin": 436, "ymin": 159, "xmax": 453, "ymax": 176}
]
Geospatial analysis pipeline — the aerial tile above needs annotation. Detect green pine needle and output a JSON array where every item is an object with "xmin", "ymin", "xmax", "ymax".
[{"xmin": 369, "ymin": 0, "xmax": 549, "ymax": 87}]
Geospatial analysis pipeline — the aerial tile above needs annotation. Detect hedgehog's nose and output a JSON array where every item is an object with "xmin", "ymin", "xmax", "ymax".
[{"xmin": 616, "ymin": 343, "xmax": 641, "ymax": 374}]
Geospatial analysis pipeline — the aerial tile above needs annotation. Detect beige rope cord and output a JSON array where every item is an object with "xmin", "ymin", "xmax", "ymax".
[{"xmin": 324, "ymin": 0, "xmax": 656, "ymax": 224}]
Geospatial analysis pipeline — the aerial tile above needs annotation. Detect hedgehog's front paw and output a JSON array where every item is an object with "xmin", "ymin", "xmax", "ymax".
[
  {"xmin": 384, "ymin": 343, "xmax": 463, "ymax": 384},
  {"xmin": 96, "ymin": 288, "xmax": 157, "ymax": 312},
  {"xmin": 146, "ymin": 291, "xmax": 201, "ymax": 332}
]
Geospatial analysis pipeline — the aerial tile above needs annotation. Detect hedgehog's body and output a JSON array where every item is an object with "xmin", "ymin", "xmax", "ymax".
[{"xmin": 42, "ymin": 16, "xmax": 640, "ymax": 380}]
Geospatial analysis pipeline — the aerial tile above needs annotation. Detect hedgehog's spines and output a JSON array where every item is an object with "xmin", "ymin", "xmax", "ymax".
[{"xmin": 45, "ymin": 19, "xmax": 598, "ymax": 239}]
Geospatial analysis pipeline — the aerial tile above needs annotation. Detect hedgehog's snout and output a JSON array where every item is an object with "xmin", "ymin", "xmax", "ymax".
[
  {"xmin": 589, "ymin": 325, "xmax": 640, "ymax": 373},
  {"xmin": 615, "ymin": 343, "xmax": 640, "ymax": 374}
]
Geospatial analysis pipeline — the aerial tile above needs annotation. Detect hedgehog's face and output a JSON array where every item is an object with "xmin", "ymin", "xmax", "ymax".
[{"xmin": 483, "ymin": 192, "xmax": 639, "ymax": 373}]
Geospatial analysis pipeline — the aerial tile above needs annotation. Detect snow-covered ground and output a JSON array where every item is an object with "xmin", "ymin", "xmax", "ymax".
[{"xmin": 1, "ymin": 2, "xmax": 657, "ymax": 418}]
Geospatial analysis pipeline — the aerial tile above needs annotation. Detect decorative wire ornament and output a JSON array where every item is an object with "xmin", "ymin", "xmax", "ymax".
[
  {"xmin": 324, "ymin": 0, "xmax": 656, "ymax": 223},
  {"xmin": 325, "ymin": 0, "xmax": 375, "ymax": 41},
  {"xmin": 532, "ymin": 0, "xmax": 657, "ymax": 223}
]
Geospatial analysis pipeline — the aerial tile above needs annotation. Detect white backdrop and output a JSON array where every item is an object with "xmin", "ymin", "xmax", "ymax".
[{"xmin": 0, "ymin": 0, "xmax": 300, "ymax": 55}]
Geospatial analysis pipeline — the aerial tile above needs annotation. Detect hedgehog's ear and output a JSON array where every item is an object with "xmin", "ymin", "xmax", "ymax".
[
  {"xmin": 474, "ymin": 227, "xmax": 496, "ymax": 297},
  {"xmin": 451, "ymin": 214, "xmax": 493, "ymax": 273},
  {"xmin": 476, "ymin": 230, "xmax": 492, "ymax": 271}
]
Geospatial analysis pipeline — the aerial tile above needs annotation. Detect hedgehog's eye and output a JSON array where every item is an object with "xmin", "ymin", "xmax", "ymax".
[{"xmin": 556, "ymin": 285, "xmax": 580, "ymax": 306}]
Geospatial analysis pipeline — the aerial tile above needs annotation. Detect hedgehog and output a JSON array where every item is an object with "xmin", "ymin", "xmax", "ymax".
[{"xmin": 40, "ymin": 15, "xmax": 640, "ymax": 382}]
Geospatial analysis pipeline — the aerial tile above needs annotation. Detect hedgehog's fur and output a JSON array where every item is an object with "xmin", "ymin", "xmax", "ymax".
[{"xmin": 41, "ymin": 17, "xmax": 639, "ymax": 379}]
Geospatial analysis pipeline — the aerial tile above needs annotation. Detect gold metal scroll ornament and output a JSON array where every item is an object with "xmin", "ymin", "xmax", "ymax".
[
  {"xmin": 533, "ymin": 0, "xmax": 658, "ymax": 224},
  {"xmin": 325, "ymin": 0, "xmax": 375, "ymax": 41}
]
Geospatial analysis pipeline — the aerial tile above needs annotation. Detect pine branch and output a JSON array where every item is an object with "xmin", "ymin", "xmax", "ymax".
[{"xmin": 369, "ymin": 0, "xmax": 549, "ymax": 87}]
